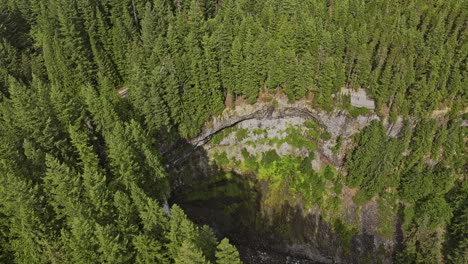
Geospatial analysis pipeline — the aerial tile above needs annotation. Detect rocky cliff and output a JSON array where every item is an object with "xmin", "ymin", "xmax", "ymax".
[
  {"xmin": 175, "ymin": 95, "xmax": 407, "ymax": 263},
  {"xmin": 195, "ymin": 95, "xmax": 404, "ymax": 170}
]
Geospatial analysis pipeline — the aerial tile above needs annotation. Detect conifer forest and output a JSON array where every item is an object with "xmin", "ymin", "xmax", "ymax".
[{"xmin": 0, "ymin": 0, "xmax": 466, "ymax": 263}]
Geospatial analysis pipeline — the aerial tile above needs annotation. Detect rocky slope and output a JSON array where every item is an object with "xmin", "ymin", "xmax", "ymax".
[
  {"xmin": 196, "ymin": 95, "xmax": 404, "ymax": 170},
  {"xmin": 177, "ymin": 95, "xmax": 407, "ymax": 263}
]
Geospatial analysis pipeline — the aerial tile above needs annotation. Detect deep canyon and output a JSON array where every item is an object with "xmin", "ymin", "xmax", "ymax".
[{"xmin": 169, "ymin": 95, "xmax": 407, "ymax": 263}]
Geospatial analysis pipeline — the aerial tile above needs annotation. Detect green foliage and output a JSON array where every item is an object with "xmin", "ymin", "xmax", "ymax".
[
  {"xmin": 304, "ymin": 120, "xmax": 319, "ymax": 130},
  {"xmin": 175, "ymin": 241, "xmax": 208, "ymax": 264},
  {"xmin": 253, "ymin": 128, "xmax": 267, "ymax": 135},
  {"xmin": 396, "ymin": 195, "xmax": 454, "ymax": 263},
  {"xmin": 305, "ymin": 127, "xmax": 322, "ymax": 140},
  {"xmin": 349, "ymin": 107, "xmax": 370, "ymax": 117},
  {"xmin": 210, "ymin": 133, "xmax": 225, "ymax": 145},
  {"xmin": 241, "ymin": 148, "xmax": 258, "ymax": 172},
  {"xmin": 235, "ymin": 128, "xmax": 249, "ymax": 141},
  {"xmin": 258, "ymin": 155, "xmax": 302, "ymax": 191},
  {"xmin": 209, "ymin": 127, "xmax": 236, "ymax": 144},
  {"xmin": 332, "ymin": 219, "xmax": 358, "ymax": 253},
  {"xmin": 259, "ymin": 154, "xmax": 327, "ymax": 209},
  {"xmin": 316, "ymin": 57, "xmax": 335, "ymax": 111},
  {"xmin": 283, "ymin": 125, "xmax": 317, "ymax": 150},
  {"xmin": 213, "ymin": 152, "xmax": 230, "ymax": 165},
  {"xmin": 215, "ymin": 238, "xmax": 241, "ymax": 264},
  {"xmin": 371, "ymin": 120, "xmax": 464, "ymax": 262},
  {"xmin": 323, "ymin": 165, "xmax": 335, "ymax": 181},
  {"xmin": 331, "ymin": 136, "xmax": 343, "ymax": 153},
  {"xmin": 244, "ymin": 141, "xmax": 256, "ymax": 148},
  {"xmin": 399, "ymin": 165, "xmax": 456, "ymax": 204},
  {"xmin": 416, "ymin": 197, "xmax": 452, "ymax": 231},
  {"xmin": 377, "ymin": 194, "xmax": 397, "ymax": 238},
  {"xmin": 197, "ymin": 225, "xmax": 218, "ymax": 263},
  {"xmin": 321, "ymin": 132, "xmax": 332, "ymax": 140},
  {"xmin": 260, "ymin": 150, "xmax": 280, "ymax": 167},
  {"xmin": 347, "ymin": 120, "xmax": 405, "ymax": 204},
  {"xmin": 405, "ymin": 119, "xmax": 437, "ymax": 170},
  {"xmin": 298, "ymin": 152, "xmax": 315, "ymax": 175},
  {"xmin": 445, "ymin": 181, "xmax": 468, "ymax": 263},
  {"xmin": 0, "ymin": 0, "xmax": 466, "ymax": 262},
  {"xmin": 399, "ymin": 169, "xmax": 434, "ymax": 203}
]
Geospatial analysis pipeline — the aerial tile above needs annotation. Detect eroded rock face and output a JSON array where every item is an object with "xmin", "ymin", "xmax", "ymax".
[
  {"xmin": 191, "ymin": 97, "xmax": 400, "ymax": 147},
  {"xmin": 182, "ymin": 97, "xmax": 405, "ymax": 263},
  {"xmin": 195, "ymin": 97, "xmax": 402, "ymax": 171}
]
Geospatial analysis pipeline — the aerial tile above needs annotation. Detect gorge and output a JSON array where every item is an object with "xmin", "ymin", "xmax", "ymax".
[{"xmin": 169, "ymin": 94, "xmax": 409, "ymax": 263}]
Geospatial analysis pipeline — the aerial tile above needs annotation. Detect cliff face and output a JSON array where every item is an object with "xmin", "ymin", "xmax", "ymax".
[
  {"xmin": 195, "ymin": 96, "xmax": 403, "ymax": 170},
  {"xmin": 191, "ymin": 96, "xmax": 385, "ymax": 147},
  {"xmin": 178, "ymin": 96, "xmax": 405, "ymax": 263}
]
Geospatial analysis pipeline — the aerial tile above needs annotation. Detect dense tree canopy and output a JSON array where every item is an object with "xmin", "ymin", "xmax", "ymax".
[{"xmin": 0, "ymin": 0, "xmax": 466, "ymax": 263}]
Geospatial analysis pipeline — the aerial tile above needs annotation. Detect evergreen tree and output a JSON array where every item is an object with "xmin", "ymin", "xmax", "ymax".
[
  {"xmin": 240, "ymin": 28, "xmax": 259, "ymax": 103},
  {"xmin": 175, "ymin": 240, "xmax": 208, "ymax": 264},
  {"xmin": 43, "ymin": 155, "xmax": 83, "ymax": 221},
  {"xmin": 226, "ymin": 37, "xmax": 243, "ymax": 95},
  {"xmin": 215, "ymin": 238, "xmax": 241, "ymax": 264},
  {"xmin": 196, "ymin": 225, "xmax": 218, "ymax": 262},
  {"xmin": 61, "ymin": 215, "xmax": 100, "ymax": 264},
  {"xmin": 0, "ymin": 1, "xmax": 467, "ymax": 263},
  {"xmin": 167, "ymin": 205, "xmax": 199, "ymax": 259},
  {"xmin": 316, "ymin": 57, "xmax": 336, "ymax": 110},
  {"xmin": 201, "ymin": 34, "xmax": 224, "ymax": 114},
  {"xmin": 95, "ymin": 223, "xmax": 133, "ymax": 263},
  {"xmin": 131, "ymin": 185, "xmax": 170, "ymax": 264}
]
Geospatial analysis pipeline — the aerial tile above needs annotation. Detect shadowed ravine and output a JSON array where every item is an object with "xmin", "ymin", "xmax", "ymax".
[
  {"xmin": 168, "ymin": 146, "xmax": 400, "ymax": 263},
  {"xmin": 168, "ymin": 99, "xmax": 405, "ymax": 263}
]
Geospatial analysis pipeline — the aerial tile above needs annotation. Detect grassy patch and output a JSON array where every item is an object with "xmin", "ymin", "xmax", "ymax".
[
  {"xmin": 353, "ymin": 189, "xmax": 372, "ymax": 206},
  {"xmin": 283, "ymin": 125, "xmax": 317, "ymax": 150},
  {"xmin": 253, "ymin": 128, "xmax": 268, "ymax": 135},
  {"xmin": 261, "ymin": 97, "xmax": 273, "ymax": 102},
  {"xmin": 304, "ymin": 120, "xmax": 320, "ymax": 129},
  {"xmin": 267, "ymin": 137, "xmax": 283, "ymax": 147},
  {"xmin": 209, "ymin": 133, "xmax": 224, "ymax": 144},
  {"xmin": 331, "ymin": 136, "xmax": 343, "ymax": 153},
  {"xmin": 326, "ymin": 196, "xmax": 342, "ymax": 213},
  {"xmin": 261, "ymin": 150, "xmax": 280, "ymax": 167},
  {"xmin": 322, "ymin": 165, "xmax": 336, "ymax": 181},
  {"xmin": 349, "ymin": 107, "xmax": 370, "ymax": 117},
  {"xmin": 321, "ymin": 131, "xmax": 332, "ymax": 140},
  {"xmin": 305, "ymin": 128, "xmax": 322, "ymax": 140},
  {"xmin": 258, "ymin": 156, "xmax": 302, "ymax": 190},
  {"xmin": 298, "ymin": 152, "xmax": 315, "ymax": 175},
  {"xmin": 241, "ymin": 148, "xmax": 259, "ymax": 172},
  {"xmin": 258, "ymin": 154, "xmax": 330, "ymax": 209},
  {"xmin": 209, "ymin": 126, "xmax": 236, "ymax": 144},
  {"xmin": 273, "ymin": 99, "xmax": 279, "ymax": 107},
  {"xmin": 235, "ymin": 128, "xmax": 249, "ymax": 141},
  {"xmin": 245, "ymin": 141, "xmax": 256, "ymax": 148},
  {"xmin": 332, "ymin": 178, "xmax": 343, "ymax": 195},
  {"xmin": 213, "ymin": 151, "xmax": 230, "ymax": 165}
]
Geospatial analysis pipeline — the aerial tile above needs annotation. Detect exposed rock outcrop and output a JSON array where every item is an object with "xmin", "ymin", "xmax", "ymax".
[
  {"xmin": 193, "ymin": 96, "xmax": 403, "ymax": 171},
  {"xmin": 190, "ymin": 96, "xmax": 400, "ymax": 147},
  {"xmin": 180, "ymin": 97, "xmax": 406, "ymax": 264}
]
